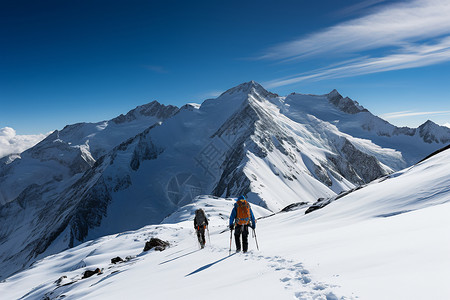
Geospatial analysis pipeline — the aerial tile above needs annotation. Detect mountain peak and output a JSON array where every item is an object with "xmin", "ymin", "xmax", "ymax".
[
  {"xmin": 112, "ymin": 101, "xmax": 179, "ymax": 124},
  {"xmin": 328, "ymin": 89, "xmax": 342, "ymax": 99},
  {"xmin": 327, "ymin": 90, "xmax": 367, "ymax": 114},
  {"xmin": 220, "ymin": 81, "xmax": 278, "ymax": 98},
  {"xmin": 417, "ymin": 120, "xmax": 450, "ymax": 144},
  {"xmin": 419, "ymin": 119, "xmax": 437, "ymax": 128}
]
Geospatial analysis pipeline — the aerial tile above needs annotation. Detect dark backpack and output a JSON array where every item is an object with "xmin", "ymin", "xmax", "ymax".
[
  {"xmin": 195, "ymin": 209, "xmax": 207, "ymax": 226},
  {"xmin": 235, "ymin": 199, "xmax": 251, "ymax": 225}
]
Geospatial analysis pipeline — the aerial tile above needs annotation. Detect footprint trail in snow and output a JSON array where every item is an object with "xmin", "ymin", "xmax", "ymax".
[{"xmin": 241, "ymin": 251, "xmax": 355, "ymax": 300}]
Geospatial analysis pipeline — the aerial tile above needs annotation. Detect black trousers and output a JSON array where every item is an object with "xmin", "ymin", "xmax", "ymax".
[
  {"xmin": 196, "ymin": 226, "xmax": 206, "ymax": 247},
  {"xmin": 234, "ymin": 224, "xmax": 249, "ymax": 252}
]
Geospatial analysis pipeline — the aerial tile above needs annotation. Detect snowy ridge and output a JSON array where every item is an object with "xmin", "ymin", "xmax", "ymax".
[
  {"xmin": 1, "ymin": 81, "xmax": 449, "ymax": 281},
  {"xmin": 279, "ymin": 91, "xmax": 450, "ymax": 166},
  {"xmin": 1, "ymin": 147, "xmax": 450, "ymax": 299}
]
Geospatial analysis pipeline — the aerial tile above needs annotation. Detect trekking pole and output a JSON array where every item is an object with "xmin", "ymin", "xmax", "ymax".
[
  {"xmin": 207, "ymin": 226, "xmax": 211, "ymax": 244},
  {"xmin": 252, "ymin": 228, "xmax": 259, "ymax": 251},
  {"xmin": 229, "ymin": 228, "xmax": 233, "ymax": 255}
]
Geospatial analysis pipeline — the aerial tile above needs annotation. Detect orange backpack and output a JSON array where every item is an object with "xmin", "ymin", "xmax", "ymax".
[{"xmin": 235, "ymin": 199, "xmax": 251, "ymax": 225}]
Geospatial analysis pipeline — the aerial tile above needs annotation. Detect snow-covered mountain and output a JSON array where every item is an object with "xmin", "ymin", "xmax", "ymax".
[
  {"xmin": 288, "ymin": 89, "xmax": 450, "ymax": 165},
  {"xmin": 0, "ymin": 81, "xmax": 449, "ymax": 281},
  {"xmin": 1, "ymin": 145, "xmax": 449, "ymax": 300},
  {"xmin": 0, "ymin": 101, "xmax": 178, "ymax": 206}
]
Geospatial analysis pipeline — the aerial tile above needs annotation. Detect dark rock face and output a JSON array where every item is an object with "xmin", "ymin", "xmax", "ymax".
[
  {"xmin": 143, "ymin": 238, "xmax": 170, "ymax": 252},
  {"xmin": 69, "ymin": 176, "xmax": 112, "ymax": 246},
  {"xmin": 130, "ymin": 133, "xmax": 163, "ymax": 171},
  {"xmin": 327, "ymin": 90, "xmax": 367, "ymax": 114},
  {"xmin": 393, "ymin": 126, "xmax": 416, "ymax": 137},
  {"xmin": 339, "ymin": 139, "xmax": 387, "ymax": 183},
  {"xmin": 281, "ymin": 202, "xmax": 309, "ymax": 212},
  {"xmin": 296, "ymin": 138, "xmax": 387, "ymax": 189},
  {"xmin": 305, "ymin": 198, "xmax": 326, "ymax": 214},
  {"xmin": 111, "ymin": 257, "xmax": 124, "ymax": 264},
  {"xmin": 326, "ymin": 154, "xmax": 364, "ymax": 185},
  {"xmin": 82, "ymin": 268, "xmax": 101, "ymax": 279},
  {"xmin": 314, "ymin": 165, "xmax": 333, "ymax": 187}
]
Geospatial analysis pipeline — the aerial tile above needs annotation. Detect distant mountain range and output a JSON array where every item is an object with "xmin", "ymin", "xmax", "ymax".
[{"xmin": 1, "ymin": 81, "xmax": 449, "ymax": 279}]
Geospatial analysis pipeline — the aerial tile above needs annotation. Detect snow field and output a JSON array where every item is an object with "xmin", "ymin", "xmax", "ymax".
[
  {"xmin": 2, "ymin": 188, "xmax": 449, "ymax": 299},
  {"xmin": 0, "ymin": 197, "xmax": 349, "ymax": 300}
]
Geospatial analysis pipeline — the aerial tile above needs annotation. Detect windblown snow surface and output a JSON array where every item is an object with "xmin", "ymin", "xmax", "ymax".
[{"xmin": 1, "ymin": 148, "xmax": 449, "ymax": 300}]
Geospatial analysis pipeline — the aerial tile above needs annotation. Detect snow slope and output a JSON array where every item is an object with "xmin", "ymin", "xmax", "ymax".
[{"xmin": 1, "ymin": 147, "xmax": 449, "ymax": 300}]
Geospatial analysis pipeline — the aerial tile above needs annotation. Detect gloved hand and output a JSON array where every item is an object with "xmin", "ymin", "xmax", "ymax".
[
  {"xmin": 229, "ymin": 224, "xmax": 234, "ymax": 230},
  {"xmin": 252, "ymin": 224, "xmax": 256, "ymax": 230}
]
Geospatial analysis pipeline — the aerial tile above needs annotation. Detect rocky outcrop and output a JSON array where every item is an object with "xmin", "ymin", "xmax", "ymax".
[
  {"xmin": 143, "ymin": 238, "xmax": 170, "ymax": 252},
  {"xmin": 327, "ymin": 89, "xmax": 367, "ymax": 114},
  {"xmin": 339, "ymin": 139, "xmax": 388, "ymax": 183},
  {"xmin": 82, "ymin": 268, "xmax": 102, "ymax": 279}
]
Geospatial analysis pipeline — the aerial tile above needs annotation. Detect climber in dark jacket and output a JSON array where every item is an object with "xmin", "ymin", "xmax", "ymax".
[{"xmin": 194, "ymin": 208, "xmax": 209, "ymax": 248}]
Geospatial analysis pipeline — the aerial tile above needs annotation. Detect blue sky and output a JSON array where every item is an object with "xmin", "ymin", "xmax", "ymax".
[{"xmin": 1, "ymin": 0, "xmax": 450, "ymax": 135}]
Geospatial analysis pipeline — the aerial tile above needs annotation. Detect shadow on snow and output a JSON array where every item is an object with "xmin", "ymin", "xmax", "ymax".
[
  {"xmin": 185, "ymin": 253, "xmax": 236, "ymax": 277},
  {"xmin": 159, "ymin": 249, "xmax": 201, "ymax": 265}
]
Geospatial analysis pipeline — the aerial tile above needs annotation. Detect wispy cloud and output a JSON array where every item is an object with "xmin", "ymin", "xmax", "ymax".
[
  {"xmin": 333, "ymin": 0, "xmax": 387, "ymax": 18},
  {"xmin": 0, "ymin": 127, "xmax": 49, "ymax": 159},
  {"xmin": 380, "ymin": 110, "xmax": 450, "ymax": 119},
  {"xmin": 259, "ymin": 0, "xmax": 450, "ymax": 87},
  {"xmin": 265, "ymin": 36, "xmax": 450, "ymax": 88},
  {"xmin": 260, "ymin": 0, "xmax": 450, "ymax": 61}
]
